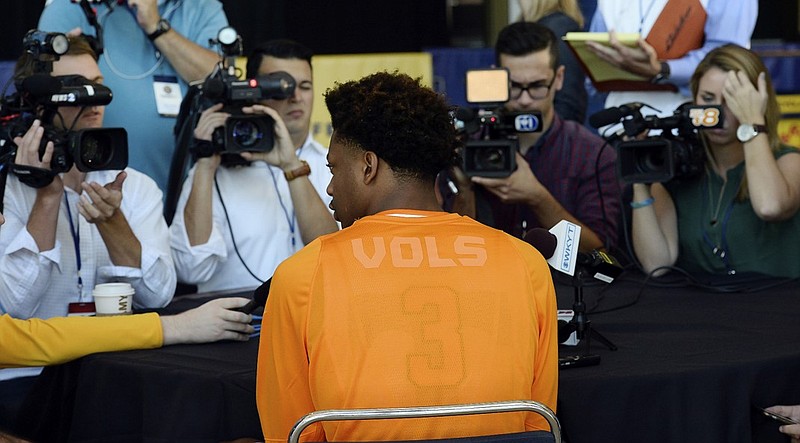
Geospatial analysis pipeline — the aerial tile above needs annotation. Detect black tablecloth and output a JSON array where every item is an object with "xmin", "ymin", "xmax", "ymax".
[
  {"xmin": 555, "ymin": 276, "xmax": 800, "ymax": 443},
  {"xmin": 17, "ymin": 290, "xmax": 263, "ymax": 443},
  {"xmin": 16, "ymin": 278, "xmax": 800, "ymax": 443}
]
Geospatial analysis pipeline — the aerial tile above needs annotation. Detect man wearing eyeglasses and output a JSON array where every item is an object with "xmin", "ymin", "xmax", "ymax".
[{"xmin": 445, "ymin": 21, "xmax": 621, "ymax": 252}]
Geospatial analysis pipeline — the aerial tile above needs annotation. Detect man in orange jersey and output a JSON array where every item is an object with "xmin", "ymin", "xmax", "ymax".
[{"xmin": 256, "ymin": 72, "xmax": 558, "ymax": 442}]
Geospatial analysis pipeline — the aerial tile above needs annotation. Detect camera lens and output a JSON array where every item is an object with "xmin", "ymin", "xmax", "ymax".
[
  {"xmin": 79, "ymin": 132, "xmax": 114, "ymax": 168},
  {"xmin": 231, "ymin": 120, "xmax": 263, "ymax": 148},
  {"xmin": 474, "ymin": 147, "xmax": 507, "ymax": 171},
  {"xmin": 636, "ymin": 148, "xmax": 666, "ymax": 174}
]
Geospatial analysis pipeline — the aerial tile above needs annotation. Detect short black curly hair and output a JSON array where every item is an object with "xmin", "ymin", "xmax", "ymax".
[{"xmin": 324, "ymin": 71, "xmax": 460, "ymax": 182}]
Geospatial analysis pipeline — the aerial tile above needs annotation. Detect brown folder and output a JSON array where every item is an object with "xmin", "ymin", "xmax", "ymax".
[{"xmin": 646, "ymin": 0, "xmax": 707, "ymax": 60}]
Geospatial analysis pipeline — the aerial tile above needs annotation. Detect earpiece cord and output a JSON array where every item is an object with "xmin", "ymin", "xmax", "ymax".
[{"xmin": 100, "ymin": 0, "xmax": 182, "ymax": 80}]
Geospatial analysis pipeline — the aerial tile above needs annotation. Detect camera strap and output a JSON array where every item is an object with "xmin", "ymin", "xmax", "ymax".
[{"xmin": 10, "ymin": 164, "xmax": 57, "ymax": 189}]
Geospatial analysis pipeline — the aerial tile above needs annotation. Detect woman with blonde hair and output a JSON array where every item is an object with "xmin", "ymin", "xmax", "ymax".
[
  {"xmin": 516, "ymin": 0, "xmax": 587, "ymax": 123},
  {"xmin": 630, "ymin": 44, "xmax": 800, "ymax": 279}
]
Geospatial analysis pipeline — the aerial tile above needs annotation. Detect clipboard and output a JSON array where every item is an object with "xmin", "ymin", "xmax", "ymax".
[{"xmin": 563, "ymin": 32, "xmax": 678, "ymax": 93}]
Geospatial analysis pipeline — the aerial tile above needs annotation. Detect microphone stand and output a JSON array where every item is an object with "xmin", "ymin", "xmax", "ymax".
[{"xmin": 571, "ymin": 265, "xmax": 617, "ymax": 352}]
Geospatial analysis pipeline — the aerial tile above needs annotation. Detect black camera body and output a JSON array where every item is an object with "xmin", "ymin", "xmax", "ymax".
[
  {"xmin": 596, "ymin": 103, "xmax": 724, "ymax": 183},
  {"xmin": 199, "ymin": 27, "xmax": 296, "ymax": 163},
  {"xmin": 0, "ymin": 31, "xmax": 128, "ymax": 177},
  {"xmin": 454, "ymin": 68, "xmax": 542, "ymax": 178}
]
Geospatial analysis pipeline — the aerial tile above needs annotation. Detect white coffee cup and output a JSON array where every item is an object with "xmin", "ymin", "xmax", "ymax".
[{"xmin": 93, "ymin": 283, "xmax": 134, "ymax": 316}]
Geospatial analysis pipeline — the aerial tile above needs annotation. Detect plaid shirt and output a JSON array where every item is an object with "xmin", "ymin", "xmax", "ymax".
[{"xmin": 473, "ymin": 114, "xmax": 621, "ymax": 248}]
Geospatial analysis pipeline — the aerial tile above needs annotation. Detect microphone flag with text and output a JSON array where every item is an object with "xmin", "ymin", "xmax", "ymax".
[{"xmin": 523, "ymin": 219, "xmax": 581, "ymax": 277}]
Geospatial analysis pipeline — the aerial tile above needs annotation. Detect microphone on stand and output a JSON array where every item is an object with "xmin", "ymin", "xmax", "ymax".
[
  {"xmin": 523, "ymin": 221, "xmax": 623, "ymax": 283},
  {"xmin": 523, "ymin": 220, "xmax": 581, "ymax": 277}
]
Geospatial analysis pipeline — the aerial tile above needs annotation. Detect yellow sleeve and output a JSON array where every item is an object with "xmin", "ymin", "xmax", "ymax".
[
  {"xmin": 257, "ymin": 241, "xmax": 325, "ymax": 443},
  {"xmin": 0, "ymin": 313, "xmax": 163, "ymax": 369}
]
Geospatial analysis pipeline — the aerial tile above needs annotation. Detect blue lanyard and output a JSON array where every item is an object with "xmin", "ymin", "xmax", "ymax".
[
  {"xmin": 269, "ymin": 167, "xmax": 297, "ymax": 249},
  {"xmin": 64, "ymin": 191, "xmax": 84, "ymax": 297}
]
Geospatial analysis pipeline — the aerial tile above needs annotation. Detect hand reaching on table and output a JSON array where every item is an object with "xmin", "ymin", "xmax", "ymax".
[
  {"xmin": 766, "ymin": 405, "xmax": 800, "ymax": 442},
  {"xmin": 160, "ymin": 297, "xmax": 254, "ymax": 345}
]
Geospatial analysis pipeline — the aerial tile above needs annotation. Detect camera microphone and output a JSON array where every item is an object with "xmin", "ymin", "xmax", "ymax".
[
  {"xmin": 454, "ymin": 107, "xmax": 480, "ymax": 134},
  {"xmin": 588, "ymin": 102, "xmax": 644, "ymax": 129},
  {"xmin": 202, "ymin": 77, "xmax": 226, "ymax": 101},
  {"xmin": 20, "ymin": 74, "xmax": 63, "ymax": 98},
  {"xmin": 48, "ymin": 83, "xmax": 113, "ymax": 106}
]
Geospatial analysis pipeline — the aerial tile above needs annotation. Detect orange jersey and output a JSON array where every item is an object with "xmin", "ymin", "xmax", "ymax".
[{"xmin": 257, "ymin": 210, "xmax": 558, "ymax": 442}]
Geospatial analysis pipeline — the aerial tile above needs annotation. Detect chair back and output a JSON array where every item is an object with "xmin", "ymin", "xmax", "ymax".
[{"xmin": 287, "ymin": 400, "xmax": 561, "ymax": 443}]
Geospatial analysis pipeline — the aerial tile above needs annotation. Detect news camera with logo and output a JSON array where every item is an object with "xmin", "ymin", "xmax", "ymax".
[{"xmin": 451, "ymin": 68, "xmax": 543, "ymax": 178}]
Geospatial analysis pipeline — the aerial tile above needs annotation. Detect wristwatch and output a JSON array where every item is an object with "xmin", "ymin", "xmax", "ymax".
[
  {"xmin": 651, "ymin": 61, "xmax": 670, "ymax": 84},
  {"xmin": 147, "ymin": 18, "xmax": 171, "ymax": 41},
  {"xmin": 284, "ymin": 161, "xmax": 311, "ymax": 181},
  {"xmin": 736, "ymin": 123, "xmax": 768, "ymax": 143}
]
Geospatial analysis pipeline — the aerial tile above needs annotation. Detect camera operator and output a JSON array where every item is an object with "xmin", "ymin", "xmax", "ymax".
[
  {"xmin": 0, "ymin": 35, "xmax": 176, "ymax": 419},
  {"xmin": 169, "ymin": 40, "xmax": 337, "ymax": 293},
  {"xmin": 631, "ymin": 44, "xmax": 800, "ymax": 278},
  {"xmin": 39, "ymin": 0, "xmax": 228, "ymax": 193},
  {"xmin": 444, "ymin": 22, "xmax": 620, "ymax": 252}
]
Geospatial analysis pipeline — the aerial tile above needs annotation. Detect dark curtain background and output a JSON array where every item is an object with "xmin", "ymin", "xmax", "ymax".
[
  {"xmin": 2, "ymin": 0, "xmax": 793, "ymax": 61},
  {"xmin": 1, "ymin": 0, "xmax": 450, "ymax": 60}
]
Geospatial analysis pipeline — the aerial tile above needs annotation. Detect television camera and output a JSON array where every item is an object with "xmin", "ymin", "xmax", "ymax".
[
  {"xmin": 197, "ymin": 27, "xmax": 297, "ymax": 163},
  {"xmin": 589, "ymin": 102, "xmax": 725, "ymax": 184},
  {"xmin": 0, "ymin": 30, "xmax": 128, "ymax": 185},
  {"xmin": 452, "ymin": 68, "xmax": 542, "ymax": 178}
]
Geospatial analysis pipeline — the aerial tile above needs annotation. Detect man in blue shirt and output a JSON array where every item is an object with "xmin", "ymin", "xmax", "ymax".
[{"xmin": 39, "ymin": 0, "xmax": 228, "ymax": 193}]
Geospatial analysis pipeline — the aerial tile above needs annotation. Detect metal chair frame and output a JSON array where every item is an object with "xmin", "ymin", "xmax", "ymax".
[{"xmin": 287, "ymin": 400, "xmax": 561, "ymax": 443}]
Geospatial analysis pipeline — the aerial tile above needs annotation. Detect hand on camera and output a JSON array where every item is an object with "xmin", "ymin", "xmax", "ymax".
[
  {"xmin": 194, "ymin": 103, "xmax": 229, "ymax": 142},
  {"xmin": 471, "ymin": 152, "xmax": 541, "ymax": 205},
  {"xmin": 78, "ymin": 171, "xmax": 126, "ymax": 225},
  {"xmin": 192, "ymin": 103, "xmax": 226, "ymax": 170},
  {"xmin": 239, "ymin": 104, "xmax": 300, "ymax": 170},
  {"xmin": 13, "ymin": 119, "xmax": 62, "ymax": 194},
  {"xmin": 723, "ymin": 70, "xmax": 767, "ymax": 126}
]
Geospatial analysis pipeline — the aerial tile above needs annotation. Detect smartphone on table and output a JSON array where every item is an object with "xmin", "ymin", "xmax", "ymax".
[{"xmin": 758, "ymin": 407, "xmax": 800, "ymax": 425}]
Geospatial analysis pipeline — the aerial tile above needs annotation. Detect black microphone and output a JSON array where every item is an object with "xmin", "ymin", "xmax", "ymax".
[
  {"xmin": 237, "ymin": 278, "xmax": 271, "ymax": 314},
  {"xmin": 523, "ymin": 228, "xmax": 557, "ymax": 259},
  {"xmin": 454, "ymin": 106, "xmax": 480, "ymax": 134},
  {"xmin": 47, "ymin": 83, "xmax": 113, "ymax": 106},
  {"xmin": 522, "ymin": 221, "xmax": 581, "ymax": 276},
  {"xmin": 202, "ymin": 77, "xmax": 225, "ymax": 101},
  {"xmin": 20, "ymin": 74, "xmax": 63, "ymax": 98},
  {"xmin": 588, "ymin": 102, "xmax": 644, "ymax": 129}
]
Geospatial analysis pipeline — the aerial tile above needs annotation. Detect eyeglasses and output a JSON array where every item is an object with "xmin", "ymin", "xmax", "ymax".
[{"xmin": 509, "ymin": 78, "xmax": 556, "ymax": 100}]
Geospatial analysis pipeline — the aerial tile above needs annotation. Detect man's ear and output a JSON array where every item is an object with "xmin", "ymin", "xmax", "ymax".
[
  {"xmin": 554, "ymin": 65, "xmax": 566, "ymax": 92},
  {"xmin": 362, "ymin": 151, "xmax": 379, "ymax": 184}
]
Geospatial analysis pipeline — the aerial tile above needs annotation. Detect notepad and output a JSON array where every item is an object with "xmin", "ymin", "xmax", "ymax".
[{"xmin": 563, "ymin": 32, "xmax": 678, "ymax": 93}]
